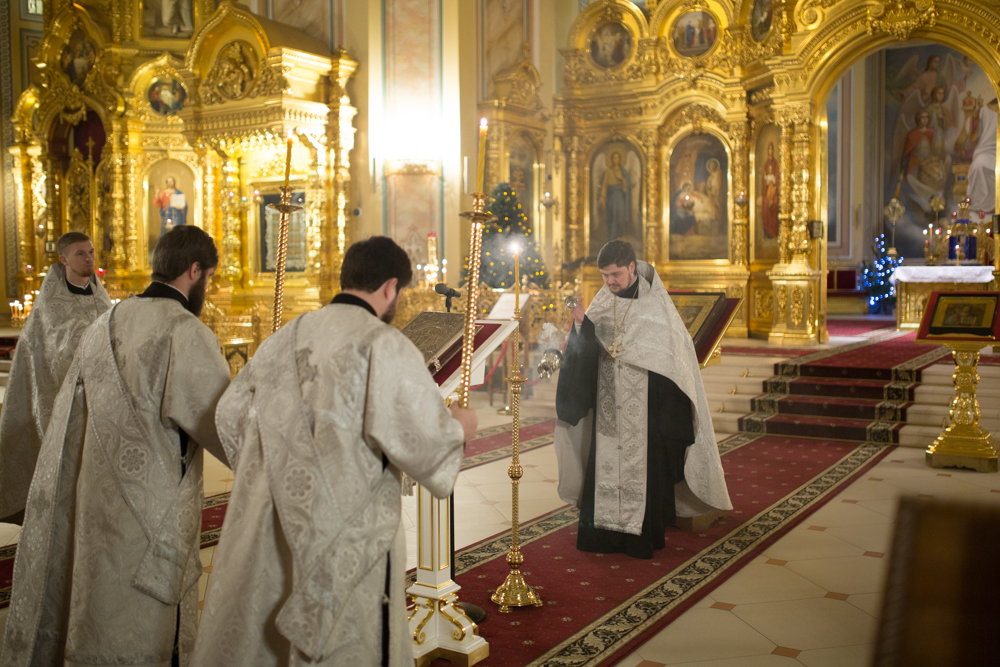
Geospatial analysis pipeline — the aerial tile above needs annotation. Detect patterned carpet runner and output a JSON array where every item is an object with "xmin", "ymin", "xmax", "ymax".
[
  {"xmin": 739, "ymin": 331, "xmax": 951, "ymax": 445},
  {"xmin": 421, "ymin": 432, "xmax": 892, "ymax": 667}
]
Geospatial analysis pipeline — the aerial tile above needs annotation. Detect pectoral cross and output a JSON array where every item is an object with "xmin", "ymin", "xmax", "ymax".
[{"xmin": 607, "ymin": 339, "xmax": 624, "ymax": 359}]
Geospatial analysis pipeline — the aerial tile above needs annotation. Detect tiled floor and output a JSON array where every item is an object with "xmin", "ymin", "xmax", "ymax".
[{"xmin": 3, "ymin": 339, "xmax": 999, "ymax": 667}]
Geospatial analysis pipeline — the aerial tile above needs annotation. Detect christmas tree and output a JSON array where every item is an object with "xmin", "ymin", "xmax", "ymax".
[
  {"xmin": 462, "ymin": 182, "xmax": 549, "ymax": 289},
  {"xmin": 861, "ymin": 233, "xmax": 902, "ymax": 314}
]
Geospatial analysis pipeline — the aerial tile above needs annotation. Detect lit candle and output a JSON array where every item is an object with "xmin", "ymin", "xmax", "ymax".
[
  {"xmin": 442, "ymin": 258, "xmax": 448, "ymax": 284},
  {"xmin": 513, "ymin": 244, "xmax": 520, "ymax": 314},
  {"xmin": 476, "ymin": 118, "xmax": 488, "ymax": 194},
  {"xmin": 283, "ymin": 137, "xmax": 293, "ymax": 190}
]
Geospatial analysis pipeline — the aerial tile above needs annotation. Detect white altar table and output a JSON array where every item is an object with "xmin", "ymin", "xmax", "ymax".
[{"xmin": 890, "ymin": 265, "xmax": 996, "ymax": 329}]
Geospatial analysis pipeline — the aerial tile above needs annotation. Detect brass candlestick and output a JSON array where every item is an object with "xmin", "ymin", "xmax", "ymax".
[
  {"xmin": 883, "ymin": 197, "xmax": 904, "ymax": 259},
  {"xmin": 491, "ymin": 250, "xmax": 542, "ymax": 613},
  {"xmin": 268, "ymin": 140, "xmax": 302, "ymax": 333}
]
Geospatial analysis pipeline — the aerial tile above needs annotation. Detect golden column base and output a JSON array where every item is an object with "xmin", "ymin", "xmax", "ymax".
[{"xmin": 926, "ymin": 343, "xmax": 998, "ymax": 473}]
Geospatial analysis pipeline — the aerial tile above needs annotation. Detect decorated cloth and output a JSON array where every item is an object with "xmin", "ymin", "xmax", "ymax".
[
  {"xmin": 0, "ymin": 296, "xmax": 230, "ymax": 667},
  {"xmin": 191, "ymin": 302, "xmax": 465, "ymax": 667},
  {"xmin": 555, "ymin": 261, "xmax": 731, "ymax": 551},
  {"xmin": 0, "ymin": 263, "xmax": 111, "ymax": 521},
  {"xmin": 890, "ymin": 265, "xmax": 996, "ymax": 283}
]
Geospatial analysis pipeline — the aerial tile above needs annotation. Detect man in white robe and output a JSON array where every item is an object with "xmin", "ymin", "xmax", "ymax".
[
  {"xmin": 0, "ymin": 232, "xmax": 111, "ymax": 524},
  {"xmin": 1, "ymin": 225, "xmax": 231, "ymax": 667},
  {"xmin": 555, "ymin": 240, "xmax": 731, "ymax": 558},
  {"xmin": 191, "ymin": 236, "xmax": 477, "ymax": 667}
]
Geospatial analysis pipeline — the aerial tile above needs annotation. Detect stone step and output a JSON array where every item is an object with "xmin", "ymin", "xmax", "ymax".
[
  {"xmin": 0, "ymin": 360, "xmax": 10, "ymax": 372},
  {"xmin": 702, "ymin": 378, "xmax": 763, "ymax": 396}
]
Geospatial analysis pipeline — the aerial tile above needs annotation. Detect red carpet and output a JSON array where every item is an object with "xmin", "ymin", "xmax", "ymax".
[
  {"xmin": 776, "ymin": 331, "xmax": 950, "ymax": 382},
  {"xmin": 424, "ymin": 433, "xmax": 892, "ymax": 666},
  {"xmin": 721, "ymin": 346, "xmax": 813, "ymax": 357},
  {"xmin": 826, "ymin": 318, "xmax": 896, "ymax": 337},
  {"xmin": 462, "ymin": 418, "xmax": 555, "ymax": 470}
]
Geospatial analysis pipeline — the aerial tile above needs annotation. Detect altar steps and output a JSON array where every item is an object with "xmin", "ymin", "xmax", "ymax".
[{"xmin": 702, "ymin": 337, "xmax": 1000, "ymax": 448}]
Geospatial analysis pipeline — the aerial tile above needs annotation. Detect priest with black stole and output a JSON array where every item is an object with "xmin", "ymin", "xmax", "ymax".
[
  {"xmin": 0, "ymin": 232, "xmax": 112, "ymax": 525},
  {"xmin": 555, "ymin": 240, "xmax": 731, "ymax": 559},
  {"xmin": 1, "ymin": 225, "xmax": 231, "ymax": 667}
]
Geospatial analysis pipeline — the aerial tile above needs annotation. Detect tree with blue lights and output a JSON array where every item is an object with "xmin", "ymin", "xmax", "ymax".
[
  {"xmin": 862, "ymin": 234, "xmax": 902, "ymax": 314},
  {"xmin": 462, "ymin": 182, "xmax": 550, "ymax": 289}
]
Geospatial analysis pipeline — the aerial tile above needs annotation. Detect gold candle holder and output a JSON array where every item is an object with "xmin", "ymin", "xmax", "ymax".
[
  {"xmin": 491, "ymin": 248, "xmax": 543, "ymax": 613},
  {"xmin": 457, "ymin": 192, "xmax": 492, "ymax": 408},
  {"xmin": 267, "ymin": 184, "xmax": 302, "ymax": 333}
]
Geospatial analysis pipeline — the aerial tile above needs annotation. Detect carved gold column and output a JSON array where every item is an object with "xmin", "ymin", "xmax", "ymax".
[
  {"xmin": 566, "ymin": 135, "xmax": 580, "ymax": 262},
  {"xmin": 109, "ymin": 130, "xmax": 127, "ymax": 273},
  {"xmin": 328, "ymin": 49, "xmax": 358, "ymax": 301},
  {"xmin": 218, "ymin": 149, "xmax": 245, "ymax": 287},
  {"xmin": 640, "ymin": 127, "xmax": 661, "ymax": 267},
  {"xmin": 768, "ymin": 102, "xmax": 820, "ymax": 346},
  {"xmin": 13, "ymin": 143, "xmax": 36, "ymax": 292},
  {"xmin": 730, "ymin": 122, "xmax": 749, "ymax": 267},
  {"xmin": 297, "ymin": 133, "xmax": 327, "ymax": 281},
  {"xmin": 123, "ymin": 120, "xmax": 142, "ymax": 274}
]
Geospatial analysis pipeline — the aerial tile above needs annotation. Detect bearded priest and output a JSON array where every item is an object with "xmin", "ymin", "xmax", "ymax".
[
  {"xmin": 555, "ymin": 240, "xmax": 731, "ymax": 559},
  {"xmin": 190, "ymin": 236, "xmax": 477, "ymax": 667},
  {"xmin": 0, "ymin": 232, "xmax": 112, "ymax": 525},
  {"xmin": 1, "ymin": 225, "xmax": 231, "ymax": 667}
]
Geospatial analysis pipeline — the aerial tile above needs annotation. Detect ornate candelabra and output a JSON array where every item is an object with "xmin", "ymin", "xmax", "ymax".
[
  {"xmin": 924, "ymin": 196, "xmax": 947, "ymax": 266},
  {"xmin": 268, "ymin": 138, "xmax": 303, "ymax": 333},
  {"xmin": 883, "ymin": 197, "xmax": 904, "ymax": 259},
  {"xmin": 491, "ymin": 248, "xmax": 542, "ymax": 613}
]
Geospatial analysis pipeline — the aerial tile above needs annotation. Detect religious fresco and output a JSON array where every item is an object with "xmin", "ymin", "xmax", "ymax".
[
  {"xmin": 148, "ymin": 78, "xmax": 187, "ymax": 115},
  {"xmin": 754, "ymin": 123, "xmax": 781, "ymax": 262},
  {"xmin": 146, "ymin": 159, "xmax": 195, "ymax": 256},
  {"xmin": 750, "ymin": 0, "xmax": 773, "ymax": 43},
  {"xmin": 143, "ymin": 0, "xmax": 194, "ymax": 38},
  {"xmin": 508, "ymin": 133, "xmax": 535, "ymax": 227},
  {"xmin": 671, "ymin": 11, "xmax": 718, "ymax": 58},
  {"xmin": 589, "ymin": 22, "xmax": 632, "ymax": 68},
  {"xmin": 590, "ymin": 141, "xmax": 643, "ymax": 256},
  {"xmin": 60, "ymin": 30, "xmax": 96, "ymax": 87},
  {"xmin": 885, "ymin": 43, "xmax": 998, "ymax": 260},
  {"xmin": 669, "ymin": 133, "xmax": 729, "ymax": 261}
]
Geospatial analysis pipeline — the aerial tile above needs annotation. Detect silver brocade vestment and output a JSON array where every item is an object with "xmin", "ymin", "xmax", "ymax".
[
  {"xmin": 191, "ymin": 304, "xmax": 465, "ymax": 667},
  {"xmin": 555, "ymin": 261, "xmax": 732, "ymax": 535},
  {"xmin": 0, "ymin": 264, "xmax": 111, "ymax": 520},
  {"xmin": 0, "ymin": 297, "xmax": 231, "ymax": 667}
]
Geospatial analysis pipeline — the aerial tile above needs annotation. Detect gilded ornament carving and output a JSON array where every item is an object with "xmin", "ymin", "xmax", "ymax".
[
  {"xmin": 749, "ymin": 86, "xmax": 774, "ymax": 105},
  {"xmin": 662, "ymin": 105, "xmax": 727, "ymax": 141},
  {"xmin": 754, "ymin": 289, "xmax": 773, "ymax": 319},
  {"xmin": 566, "ymin": 136, "xmax": 581, "ymax": 261},
  {"xmin": 494, "ymin": 61, "xmax": 545, "ymax": 110},
  {"xmin": 790, "ymin": 286, "xmax": 804, "ymax": 326},
  {"xmin": 248, "ymin": 63, "xmax": 291, "ymax": 99},
  {"xmin": 776, "ymin": 284, "xmax": 787, "ymax": 320},
  {"xmin": 866, "ymin": 0, "xmax": 938, "ymax": 40},
  {"xmin": 200, "ymin": 41, "xmax": 256, "ymax": 104}
]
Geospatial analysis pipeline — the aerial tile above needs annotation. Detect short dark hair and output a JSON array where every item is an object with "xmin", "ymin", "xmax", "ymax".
[
  {"xmin": 57, "ymin": 232, "xmax": 91, "ymax": 257},
  {"xmin": 340, "ymin": 236, "xmax": 413, "ymax": 293},
  {"xmin": 151, "ymin": 226, "xmax": 219, "ymax": 282},
  {"xmin": 597, "ymin": 240, "xmax": 636, "ymax": 269}
]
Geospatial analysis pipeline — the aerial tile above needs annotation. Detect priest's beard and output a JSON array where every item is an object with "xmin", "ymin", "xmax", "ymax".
[
  {"xmin": 188, "ymin": 274, "xmax": 208, "ymax": 316},
  {"xmin": 381, "ymin": 293, "xmax": 400, "ymax": 324}
]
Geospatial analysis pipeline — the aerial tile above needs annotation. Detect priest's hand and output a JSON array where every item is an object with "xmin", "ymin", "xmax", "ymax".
[
  {"xmin": 449, "ymin": 403, "xmax": 479, "ymax": 443},
  {"xmin": 571, "ymin": 296, "xmax": 585, "ymax": 325}
]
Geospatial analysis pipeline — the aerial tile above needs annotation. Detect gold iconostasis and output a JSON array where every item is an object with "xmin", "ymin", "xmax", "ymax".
[{"xmin": 5, "ymin": 0, "xmax": 1000, "ymax": 348}]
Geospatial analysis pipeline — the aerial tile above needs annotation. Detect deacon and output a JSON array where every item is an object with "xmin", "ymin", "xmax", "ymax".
[
  {"xmin": 0, "ymin": 232, "xmax": 111, "ymax": 525},
  {"xmin": 1, "ymin": 226, "xmax": 231, "ymax": 667},
  {"xmin": 191, "ymin": 236, "xmax": 477, "ymax": 667},
  {"xmin": 555, "ymin": 240, "xmax": 731, "ymax": 559}
]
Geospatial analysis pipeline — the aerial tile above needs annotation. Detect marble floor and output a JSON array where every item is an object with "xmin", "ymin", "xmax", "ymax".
[{"xmin": 1, "ymin": 331, "xmax": 998, "ymax": 667}]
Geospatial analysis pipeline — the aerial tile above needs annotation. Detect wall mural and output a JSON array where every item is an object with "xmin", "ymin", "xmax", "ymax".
[
  {"xmin": 143, "ymin": 0, "xmax": 194, "ymax": 38},
  {"xmin": 671, "ymin": 11, "xmax": 718, "ymax": 58},
  {"xmin": 754, "ymin": 123, "xmax": 781, "ymax": 262},
  {"xmin": 589, "ymin": 22, "xmax": 632, "ymax": 69},
  {"xmin": 669, "ymin": 133, "xmax": 729, "ymax": 261},
  {"xmin": 146, "ymin": 159, "xmax": 195, "ymax": 257},
  {"xmin": 884, "ymin": 43, "xmax": 998, "ymax": 260},
  {"xmin": 590, "ymin": 141, "xmax": 643, "ymax": 256},
  {"xmin": 60, "ymin": 29, "xmax": 96, "ymax": 87}
]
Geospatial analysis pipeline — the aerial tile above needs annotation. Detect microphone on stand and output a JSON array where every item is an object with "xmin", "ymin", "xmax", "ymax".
[{"xmin": 435, "ymin": 283, "xmax": 460, "ymax": 312}]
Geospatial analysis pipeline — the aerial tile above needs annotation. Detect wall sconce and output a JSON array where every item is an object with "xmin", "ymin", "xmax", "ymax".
[{"xmin": 541, "ymin": 190, "xmax": 557, "ymax": 209}]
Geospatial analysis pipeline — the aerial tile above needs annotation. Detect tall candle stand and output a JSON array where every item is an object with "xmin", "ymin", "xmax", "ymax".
[
  {"xmin": 268, "ymin": 138, "xmax": 301, "ymax": 333},
  {"xmin": 491, "ymin": 249, "xmax": 543, "ymax": 613}
]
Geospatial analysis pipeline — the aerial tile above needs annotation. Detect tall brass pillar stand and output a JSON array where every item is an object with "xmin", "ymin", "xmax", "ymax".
[
  {"xmin": 491, "ymin": 251, "xmax": 543, "ymax": 612},
  {"xmin": 926, "ymin": 342, "xmax": 998, "ymax": 473}
]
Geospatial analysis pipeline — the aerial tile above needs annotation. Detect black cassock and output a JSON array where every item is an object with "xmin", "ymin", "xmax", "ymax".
[{"xmin": 555, "ymin": 280, "xmax": 695, "ymax": 559}]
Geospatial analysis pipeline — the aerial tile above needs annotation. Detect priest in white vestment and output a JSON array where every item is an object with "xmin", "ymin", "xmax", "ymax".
[
  {"xmin": 191, "ymin": 236, "xmax": 477, "ymax": 667},
  {"xmin": 555, "ymin": 240, "xmax": 731, "ymax": 558},
  {"xmin": 1, "ymin": 226, "xmax": 231, "ymax": 667},
  {"xmin": 0, "ymin": 232, "xmax": 111, "ymax": 524}
]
